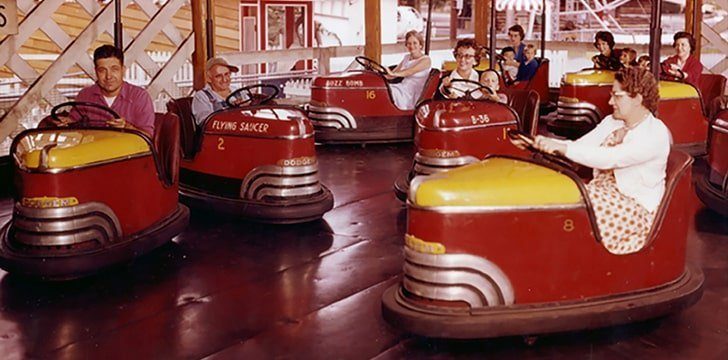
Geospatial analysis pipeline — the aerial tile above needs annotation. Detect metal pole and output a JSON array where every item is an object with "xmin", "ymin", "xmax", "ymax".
[
  {"xmin": 425, "ymin": 0, "xmax": 434, "ymax": 54},
  {"xmin": 540, "ymin": 0, "xmax": 546, "ymax": 58},
  {"xmin": 649, "ymin": 0, "xmax": 662, "ymax": 77},
  {"xmin": 114, "ymin": 0, "xmax": 123, "ymax": 49},
  {"xmin": 489, "ymin": 0, "xmax": 496, "ymax": 69},
  {"xmin": 206, "ymin": 0, "xmax": 214, "ymax": 59}
]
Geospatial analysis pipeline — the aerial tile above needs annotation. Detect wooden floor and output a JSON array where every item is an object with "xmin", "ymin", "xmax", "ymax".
[{"xmin": 0, "ymin": 143, "xmax": 726, "ymax": 359}]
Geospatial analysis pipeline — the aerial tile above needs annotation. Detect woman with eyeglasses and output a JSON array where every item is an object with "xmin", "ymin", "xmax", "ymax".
[
  {"xmin": 660, "ymin": 31, "xmax": 703, "ymax": 88},
  {"xmin": 514, "ymin": 67, "xmax": 670, "ymax": 255},
  {"xmin": 440, "ymin": 38, "xmax": 481, "ymax": 99},
  {"xmin": 386, "ymin": 30, "xmax": 432, "ymax": 110}
]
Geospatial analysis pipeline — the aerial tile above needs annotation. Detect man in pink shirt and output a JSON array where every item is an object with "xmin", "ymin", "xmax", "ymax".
[{"xmin": 58, "ymin": 45, "xmax": 155, "ymax": 136}]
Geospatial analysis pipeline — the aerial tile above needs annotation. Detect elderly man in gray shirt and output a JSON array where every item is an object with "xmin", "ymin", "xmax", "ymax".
[{"xmin": 191, "ymin": 57, "xmax": 248, "ymax": 125}]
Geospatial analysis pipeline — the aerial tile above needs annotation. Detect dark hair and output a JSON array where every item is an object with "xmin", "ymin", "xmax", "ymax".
[
  {"xmin": 453, "ymin": 38, "xmax": 481, "ymax": 65},
  {"xmin": 615, "ymin": 67, "xmax": 660, "ymax": 114},
  {"xmin": 672, "ymin": 31, "xmax": 696, "ymax": 54},
  {"xmin": 93, "ymin": 45, "xmax": 124, "ymax": 66},
  {"xmin": 508, "ymin": 25, "xmax": 525, "ymax": 41},
  {"xmin": 594, "ymin": 31, "xmax": 616, "ymax": 50},
  {"xmin": 501, "ymin": 46, "xmax": 515, "ymax": 55}
]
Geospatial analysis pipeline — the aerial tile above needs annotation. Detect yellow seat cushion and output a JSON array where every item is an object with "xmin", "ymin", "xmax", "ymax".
[
  {"xmin": 20, "ymin": 130, "xmax": 150, "ymax": 170},
  {"xmin": 413, "ymin": 157, "xmax": 583, "ymax": 207}
]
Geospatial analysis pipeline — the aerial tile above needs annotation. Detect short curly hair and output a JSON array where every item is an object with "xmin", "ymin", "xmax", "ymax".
[
  {"xmin": 614, "ymin": 66, "xmax": 660, "ymax": 114},
  {"xmin": 672, "ymin": 31, "xmax": 696, "ymax": 54},
  {"xmin": 453, "ymin": 38, "xmax": 481, "ymax": 65},
  {"xmin": 404, "ymin": 30, "xmax": 425, "ymax": 47}
]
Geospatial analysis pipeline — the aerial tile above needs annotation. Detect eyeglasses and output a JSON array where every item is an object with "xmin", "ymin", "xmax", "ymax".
[
  {"xmin": 610, "ymin": 91, "xmax": 629, "ymax": 98},
  {"xmin": 455, "ymin": 53, "xmax": 476, "ymax": 60}
]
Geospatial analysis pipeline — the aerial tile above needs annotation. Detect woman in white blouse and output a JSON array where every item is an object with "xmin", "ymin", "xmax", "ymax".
[
  {"xmin": 529, "ymin": 67, "xmax": 670, "ymax": 254},
  {"xmin": 386, "ymin": 31, "xmax": 432, "ymax": 110}
]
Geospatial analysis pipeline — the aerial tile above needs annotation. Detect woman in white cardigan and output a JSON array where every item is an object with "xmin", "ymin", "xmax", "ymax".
[{"xmin": 532, "ymin": 67, "xmax": 670, "ymax": 254}]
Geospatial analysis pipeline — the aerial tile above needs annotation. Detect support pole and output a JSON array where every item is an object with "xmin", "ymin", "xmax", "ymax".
[
  {"xmin": 425, "ymin": 0, "xmax": 434, "ymax": 54},
  {"xmin": 192, "ymin": 0, "xmax": 206, "ymax": 90},
  {"xmin": 474, "ymin": 0, "xmax": 489, "ymax": 47},
  {"xmin": 540, "ymin": 0, "xmax": 546, "ymax": 58},
  {"xmin": 489, "ymin": 0, "xmax": 496, "ymax": 69},
  {"xmin": 648, "ymin": 0, "xmax": 662, "ymax": 77},
  {"xmin": 685, "ymin": 0, "xmax": 702, "ymax": 57},
  {"xmin": 114, "ymin": 0, "xmax": 123, "ymax": 49},
  {"xmin": 206, "ymin": 0, "xmax": 215, "ymax": 59},
  {"xmin": 450, "ymin": 0, "xmax": 458, "ymax": 41},
  {"xmin": 364, "ymin": 0, "xmax": 381, "ymax": 62}
]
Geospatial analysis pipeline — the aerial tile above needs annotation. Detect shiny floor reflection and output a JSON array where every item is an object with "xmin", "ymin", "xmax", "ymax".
[{"xmin": 0, "ymin": 144, "xmax": 725, "ymax": 359}]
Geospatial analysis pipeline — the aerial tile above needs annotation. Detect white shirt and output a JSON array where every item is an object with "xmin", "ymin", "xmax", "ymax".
[
  {"xmin": 561, "ymin": 114, "xmax": 671, "ymax": 212},
  {"xmin": 104, "ymin": 96, "xmax": 117, "ymax": 107},
  {"xmin": 446, "ymin": 69, "xmax": 480, "ymax": 98}
]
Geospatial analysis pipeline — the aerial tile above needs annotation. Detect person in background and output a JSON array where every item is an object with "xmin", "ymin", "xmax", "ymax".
[
  {"xmin": 513, "ymin": 44, "xmax": 539, "ymax": 85},
  {"xmin": 620, "ymin": 48, "xmax": 638, "ymax": 67},
  {"xmin": 500, "ymin": 47, "xmax": 518, "ymax": 85},
  {"xmin": 592, "ymin": 31, "xmax": 623, "ymax": 70},
  {"xmin": 513, "ymin": 67, "xmax": 669, "ymax": 255},
  {"xmin": 58, "ymin": 45, "xmax": 155, "ymax": 136},
  {"xmin": 386, "ymin": 30, "xmax": 432, "ymax": 110},
  {"xmin": 638, "ymin": 55, "xmax": 650, "ymax": 69},
  {"xmin": 478, "ymin": 69, "xmax": 508, "ymax": 103},
  {"xmin": 191, "ymin": 57, "xmax": 248, "ymax": 125},
  {"xmin": 506, "ymin": 25, "xmax": 526, "ymax": 64},
  {"xmin": 440, "ymin": 38, "xmax": 481, "ymax": 99},
  {"xmin": 660, "ymin": 31, "xmax": 703, "ymax": 88}
]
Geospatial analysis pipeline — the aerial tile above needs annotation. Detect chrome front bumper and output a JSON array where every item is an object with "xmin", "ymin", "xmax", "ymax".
[
  {"xmin": 241, "ymin": 163, "xmax": 324, "ymax": 200},
  {"xmin": 556, "ymin": 99, "xmax": 603, "ymax": 126},
  {"xmin": 306, "ymin": 104, "xmax": 358, "ymax": 130},
  {"xmin": 411, "ymin": 152, "xmax": 479, "ymax": 177},
  {"xmin": 402, "ymin": 247, "xmax": 515, "ymax": 308}
]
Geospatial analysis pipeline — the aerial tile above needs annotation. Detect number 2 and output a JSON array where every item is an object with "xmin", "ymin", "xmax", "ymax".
[{"xmin": 217, "ymin": 137, "xmax": 225, "ymax": 150}]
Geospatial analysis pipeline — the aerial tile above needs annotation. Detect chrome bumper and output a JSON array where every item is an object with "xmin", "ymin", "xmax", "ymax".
[
  {"xmin": 241, "ymin": 163, "xmax": 324, "ymax": 200},
  {"xmin": 306, "ymin": 104, "xmax": 358, "ymax": 130},
  {"xmin": 411, "ymin": 152, "xmax": 479, "ymax": 177},
  {"xmin": 402, "ymin": 247, "xmax": 515, "ymax": 308},
  {"xmin": 8, "ymin": 202, "xmax": 121, "ymax": 254},
  {"xmin": 556, "ymin": 100, "xmax": 603, "ymax": 126}
]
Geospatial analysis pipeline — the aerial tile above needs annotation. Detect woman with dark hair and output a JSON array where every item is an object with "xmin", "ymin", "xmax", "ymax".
[
  {"xmin": 660, "ymin": 31, "xmax": 703, "ymax": 87},
  {"xmin": 515, "ymin": 67, "xmax": 670, "ymax": 255},
  {"xmin": 440, "ymin": 38, "xmax": 481, "ymax": 98},
  {"xmin": 592, "ymin": 31, "xmax": 622, "ymax": 70},
  {"xmin": 386, "ymin": 30, "xmax": 432, "ymax": 110}
]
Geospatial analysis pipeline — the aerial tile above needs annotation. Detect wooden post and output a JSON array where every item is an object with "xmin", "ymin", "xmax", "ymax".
[
  {"xmin": 206, "ymin": 0, "xmax": 216, "ymax": 58},
  {"xmin": 364, "ymin": 0, "xmax": 381, "ymax": 63},
  {"xmin": 474, "ymin": 0, "xmax": 490, "ymax": 47},
  {"xmin": 191, "ymin": 0, "xmax": 206, "ymax": 90},
  {"xmin": 685, "ymin": 0, "xmax": 702, "ymax": 57},
  {"xmin": 450, "ymin": 0, "xmax": 458, "ymax": 41}
]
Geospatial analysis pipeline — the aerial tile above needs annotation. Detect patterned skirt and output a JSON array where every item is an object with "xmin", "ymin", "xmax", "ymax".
[{"xmin": 585, "ymin": 171, "xmax": 655, "ymax": 255}]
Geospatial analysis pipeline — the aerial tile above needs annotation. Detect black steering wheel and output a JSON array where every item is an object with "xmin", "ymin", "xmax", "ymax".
[
  {"xmin": 48, "ymin": 101, "xmax": 120, "ymax": 128},
  {"xmin": 506, "ymin": 130, "xmax": 580, "ymax": 173},
  {"xmin": 226, "ymin": 84, "xmax": 280, "ymax": 108},
  {"xmin": 441, "ymin": 79, "xmax": 495, "ymax": 100},
  {"xmin": 355, "ymin": 56, "xmax": 388, "ymax": 76}
]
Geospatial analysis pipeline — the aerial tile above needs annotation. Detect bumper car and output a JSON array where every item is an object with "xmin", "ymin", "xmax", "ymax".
[
  {"xmin": 167, "ymin": 84, "xmax": 333, "ymax": 224},
  {"xmin": 695, "ymin": 101, "xmax": 728, "ymax": 216},
  {"xmin": 306, "ymin": 56, "xmax": 441, "ymax": 143},
  {"xmin": 548, "ymin": 70, "xmax": 726, "ymax": 155},
  {"xmin": 393, "ymin": 80, "xmax": 540, "ymax": 200},
  {"xmin": 383, "ymin": 138, "xmax": 703, "ymax": 339},
  {"xmin": 0, "ymin": 102, "xmax": 189, "ymax": 280}
]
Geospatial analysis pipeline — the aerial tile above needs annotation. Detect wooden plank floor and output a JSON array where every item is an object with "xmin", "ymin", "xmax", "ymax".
[{"xmin": 0, "ymin": 143, "xmax": 726, "ymax": 359}]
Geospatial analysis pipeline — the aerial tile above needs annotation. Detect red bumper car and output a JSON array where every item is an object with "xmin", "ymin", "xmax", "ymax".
[
  {"xmin": 548, "ymin": 70, "xmax": 726, "ymax": 155},
  {"xmin": 168, "ymin": 85, "xmax": 333, "ymax": 224},
  {"xmin": 383, "ymin": 147, "xmax": 703, "ymax": 339},
  {"xmin": 696, "ymin": 101, "xmax": 728, "ymax": 216},
  {"xmin": 307, "ymin": 56, "xmax": 441, "ymax": 143},
  {"xmin": 0, "ymin": 102, "xmax": 189, "ymax": 280},
  {"xmin": 393, "ymin": 83, "xmax": 540, "ymax": 200}
]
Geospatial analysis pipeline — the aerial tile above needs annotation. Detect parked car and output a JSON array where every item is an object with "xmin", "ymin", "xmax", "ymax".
[{"xmin": 397, "ymin": 6, "xmax": 424, "ymax": 38}]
